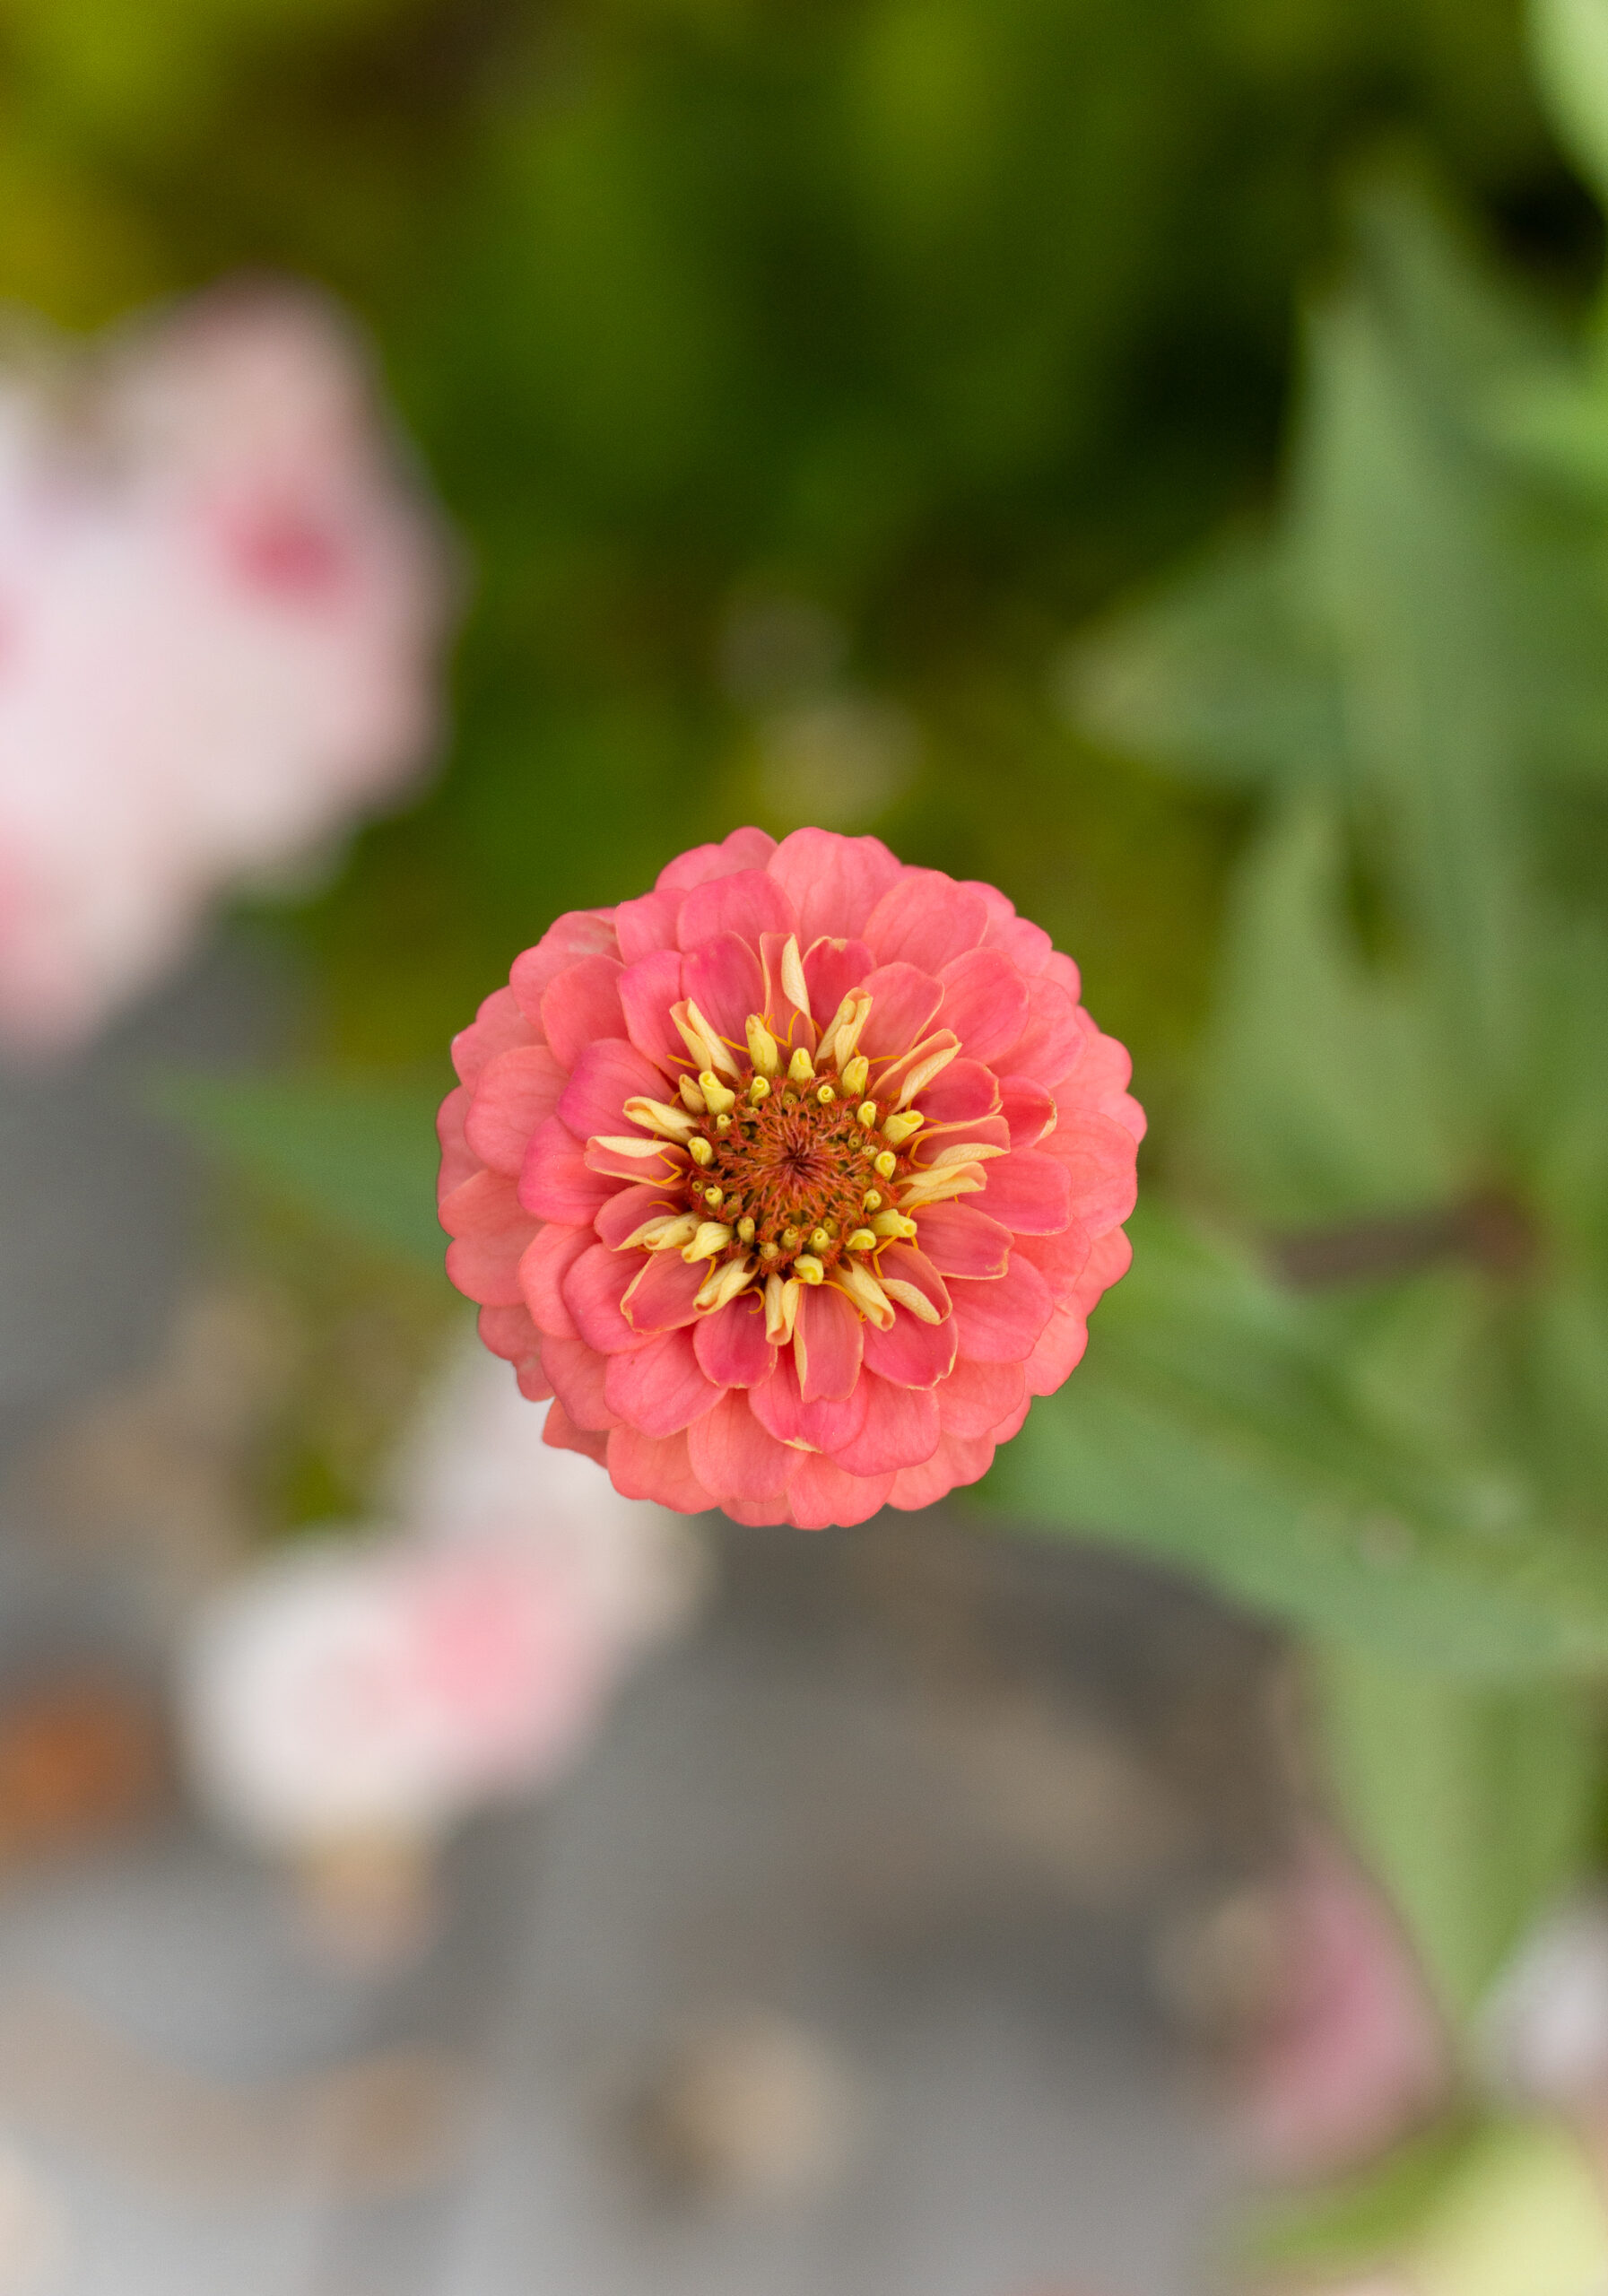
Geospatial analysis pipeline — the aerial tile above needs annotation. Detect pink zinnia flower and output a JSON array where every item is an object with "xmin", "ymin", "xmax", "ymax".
[
  {"xmin": 439, "ymin": 828, "xmax": 1143, "ymax": 1527},
  {"xmin": 0, "ymin": 283, "xmax": 450, "ymax": 1048}
]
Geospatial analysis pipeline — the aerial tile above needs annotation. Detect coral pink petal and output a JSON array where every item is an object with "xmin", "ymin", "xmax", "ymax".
[
  {"xmin": 613, "ymin": 887, "xmax": 681, "ymax": 964},
  {"xmin": 452, "ymin": 986, "xmax": 536, "ymax": 1087},
  {"xmin": 998, "ymin": 974, "xmax": 1083, "ymax": 1088},
  {"xmin": 518, "ymin": 1221, "xmax": 592, "ymax": 1340},
  {"xmin": 681, "ymin": 932, "xmax": 766, "ymax": 1049},
  {"xmin": 1023, "ymin": 1303, "xmax": 1089, "ymax": 1396},
  {"xmin": 693, "ymin": 1292, "xmax": 777, "ymax": 1387},
  {"xmin": 854, "ymin": 964, "xmax": 944, "ymax": 1062},
  {"xmin": 478, "ymin": 1306, "xmax": 550, "ymax": 1401},
  {"xmin": 1076, "ymin": 1224, "xmax": 1134, "ymax": 1306},
  {"xmin": 1013, "ymin": 1220, "xmax": 1093, "ymax": 1291},
  {"xmin": 540, "ymin": 956, "xmax": 627, "ymax": 1070},
  {"xmin": 509, "ymin": 911, "xmax": 620, "ymax": 1018},
  {"xmin": 917, "ymin": 1060, "xmax": 1000, "ymax": 1128},
  {"xmin": 561, "ymin": 1241, "xmax": 654, "ymax": 1354},
  {"xmin": 607, "ymin": 1424, "xmax": 713, "ymax": 1511},
  {"xmin": 437, "ymin": 1086, "xmax": 477, "ymax": 1199},
  {"xmin": 875, "ymin": 1241, "xmax": 952, "ymax": 1319},
  {"xmin": 686, "ymin": 1390, "xmax": 795, "ymax": 1501},
  {"xmin": 786, "ymin": 1454, "xmax": 893, "ymax": 1530},
  {"xmin": 887, "ymin": 1431, "xmax": 995, "ymax": 1509},
  {"xmin": 803, "ymin": 936, "xmax": 876, "ymax": 1028},
  {"xmin": 862, "ymin": 1307, "xmax": 959, "ymax": 1388},
  {"xmin": 621, "ymin": 1248, "xmax": 706, "ymax": 1335},
  {"xmin": 440, "ymin": 1173, "xmax": 535, "ymax": 1307},
  {"xmin": 865, "ymin": 870, "xmax": 992, "ymax": 973},
  {"xmin": 750, "ymin": 1357, "xmax": 870, "ymax": 1452},
  {"xmin": 979, "ymin": 1148, "xmax": 1073, "ymax": 1236},
  {"xmin": 618, "ymin": 947, "xmax": 690, "ymax": 1068},
  {"xmin": 1042, "ymin": 945, "xmax": 1081, "ymax": 995},
  {"xmin": 542, "ymin": 1401, "xmax": 612, "ymax": 1465},
  {"xmin": 539, "ymin": 1332, "xmax": 620, "ymax": 1431},
  {"xmin": 768, "ymin": 828, "xmax": 902, "ymax": 942},
  {"xmin": 948, "ymin": 1255, "xmax": 1054, "ymax": 1362},
  {"xmin": 794, "ymin": 1283, "xmax": 864, "ymax": 1403},
  {"xmin": 984, "ymin": 912, "xmax": 1057, "ymax": 980},
  {"xmin": 937, "ymin": 1357, "xmax": 1027, "ymax": 1438},
  {"xmin": 465, "ymin": 1045, "xmax": 566, "ymax": 1176},
  {"xmin": 595, "ymin": 1179, "xmax": 682, "ymax": 1250},
  {"xmin": 677, "ymin": 866, "xmax": 797, "ymax": 952},
  {"xmin": 604, "ymin": 1329, "xmax": 722, "ymax": 1438},
  {"xmin": 936, "ymin": 947, "xmax": 1030, "ymax": 1065},
  {"xmin": 830, "ymin": 1372, "xmax": 941, "ymax": 1477},
  {"xmin": 519, "ymin": 1117, "xmax": 620, "ymax": 1222},
  {"xmin": 557, "ymin": 1037, "xmax": 671, "ymax": 1142},
  {"xmin": 1000, "ymin": 1076, "xmax": 1056, "ymax": 1148},
  {"xmin": 1044, "ymin": 1110, "xmax": 1141, "ymax": 1231},
  {"xmin": 657, "ymin": 826, "xmax": 777, "ymax": 893},
  {"xmin": 915, "ymin": 1203, "xmax": 1013, "ymax": 1280}
]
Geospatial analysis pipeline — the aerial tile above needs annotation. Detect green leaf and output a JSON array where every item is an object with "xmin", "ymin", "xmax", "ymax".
[
  {"xmin": 152, "ymin": 1070, "xmax": 448, "ymax": 1271},
  {"xmin": 1529, "ymin": 0, "xmax": 1608, "ymax": 214}
]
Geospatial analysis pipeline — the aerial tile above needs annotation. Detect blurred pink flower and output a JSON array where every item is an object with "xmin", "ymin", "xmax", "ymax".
[
  {"xmin": 181, "ymin": 1351, "xmax": 697, "ymax": 1854},
  {"xmin": 1238, "ymin": 1829, "xmax": 1448, "ymax": 2180},
  {"xmin": 439, "ymin": 827, "xmax": 1143, "ymax": 1527},
  {"xmin": 0, "ymin": 283, "xmax": 451, "ymax": 1048}
]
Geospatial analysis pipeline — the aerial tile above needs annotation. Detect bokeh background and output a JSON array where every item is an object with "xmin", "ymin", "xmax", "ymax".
[{"xmin": 4, "ymin": 0, "xmax": 1608, "ymax": 2291}]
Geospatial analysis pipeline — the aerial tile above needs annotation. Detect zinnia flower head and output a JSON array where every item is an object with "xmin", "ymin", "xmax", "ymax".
[
  {"xmin": 0, "ymin": 283, "xmax": 451, "ymax": 1048},
  {"xmin": 439, "ymin": 829, "xmax": 1143, "ymax": 1527}
]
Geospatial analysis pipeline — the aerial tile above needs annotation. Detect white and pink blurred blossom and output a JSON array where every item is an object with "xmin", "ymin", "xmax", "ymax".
[
  {"xmin": 180, "ymin": 1348, "xmax": 701, "ymax": 1857},
  {"xmin": 0, "ymin": 283, "xmax": 452, "ymax": 1049}
]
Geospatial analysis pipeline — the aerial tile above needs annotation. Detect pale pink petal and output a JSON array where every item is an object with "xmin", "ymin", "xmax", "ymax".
[
  {"xmin": 758, "ymin": 931, "xmax": 816, "ymax": 1047},
  {"xmin": 917, "ymin": 1060, "xmax": 999, "ymax": 1128},
  {"xmin": 909, "ymin": 1107, "xmax": 1010, "ymax": 1157},
  {"xmin": 767, "ymin": 827, "xmax": 902, "ymax": 941},
  {"xmin": 676, "ymin": 867, "xmax": 797, "ymax": 952},
  {"xmin": 985, "ymin": 911, "xmax": 1056, "ymax": 979},
  {"xmin": 999, "ymin": 1076, "xmax": 1056, "ymax": 1147},
  {"xmin": 854, "ymin": 963, "xmax": 943, "ymax": 1062},
  {"xmin": 877, "ymin": 1029, "xmax": 961, "ymax": 1103},
  {"xmin": 830, "ymin": 1373, "xmax": 941, "ymax": 1476},
  {"xmin": 802, "ymin": 935, "xmax": 875, "ymax": 1027},
  {"xmin": 619, "ymin": 948, "xmax": 689, "ymax": 1068},
  {"xmin": 452, "ymin": 985, "xmax": 536, "ymax": 1087},
  {"xmin": 440, "ymin": 1170, "xmax": 536, "ymax": 1307},
  {"xmin": 540, "ymin": 955, "xmax": 627, "ymax": 1069},
  {"xmin": 915, "ymin": 1203, "xmax": 1013, "ymax": 1280},
  {"xmin": 1041, "ymin": 1109, "xmax": 1140, "ymax": 1231},
  {"xmin": 875, "ymin": 1241, "xmax": 952, "ymax": 1319},
  {"xmin": 605, "ymin": 1329, "xmax": 722, "ymax": 1438},
  {"xmin": 595, "ymin": 1179, "xmax": 682, "ymax": 1250},
  {"xmin": 620, "ymin": 1248, "xmax": 705, "ymax": 1334},
  {"xmin": 887, "ymin": 1431, "xmax": 995, "ymax": 1509},
  {"xmin": 607, "ymin": 1423, "xmax": 713, "ymax": 1511},
  {"xmin": 862, "ymin": 1307, "xmax": 958, "ymax": 1388},
  {"xmin": 937, "ymin": 1358, "xmax": 1027, "ymax": 1438},
  {"xmin": 686, "ymin": 1389, "xmax": 795, "ymax": 1501},
  {"xmin": 681, "ymin": 931, "xmax": 766, "ymax": 1048},
  {"xmin": 465, "ymin": 1045, "xmax": 566, "ymax": 1175},
  {"xmin": 518, "ymin": 1220, "xmax": 592, "ymax": 1340},
  {"xmin": 656, "ymin": 826, "xmax": 777, "ymax": 893},
  {"xmin": 936, "ymin": 947, "xmax": 1030, "ymax": 1065},
  {"xmin": 786, "ymin": 1453, "xmax": 892, "ymax": 1529},
  {"xmin": 1022, "ymin": 1302, "xmax": 1089, "ymax": 1396},
  {"xmin": 794, "ymin": 1283, "xmax": 864, "ymax": 1403},
  {"xmin": 997, "ymin": 974, "xmax": 1083, "ymax": 1088},
  {"xmin": 438, "ymin": 1086, "xmax": 477, "ymax": 1199},
  {"xmin": 864, "ymin": 869, "xmax": 991, "ymax": 972},
  {"xmin": 543, "ymin": 1400, "xmax": 611, "ymax": 1466},
  {"xmin": 561, "ymin": 1241, "xmax": 655, "ymax": 1354},
  {"xmin": 556, "ymin": 1037, "xmax": 671, "ymax": 1142},
  {"xmin": 949, "ymin": 1254, "xmax": 1054, "ymax": 1362},
  {"xmin": 613, "ymin": 886, "xmax": 681, "ymax": 963},
  {"xmin": 518, "ymin": 1117, "xmax": 620, "ymax": 1222},
  {"xmin": 693, "ymin": 1292, "xmax": 776, "ymax": 1387},
  {"xmin": 509, "ymin": 909, "xmax": 619, "ymax": 1018},
  {"xmin": 978, "ymin": 1148, "xmax": 1073, "ymax": 1235},
  {"xmin": 749, "ymin": 1357, "xmax": 871, "ymax": 1452},
  {"xmin": 539, "ymin": 1332, "xmax": 620, "ymax": 1430}
]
